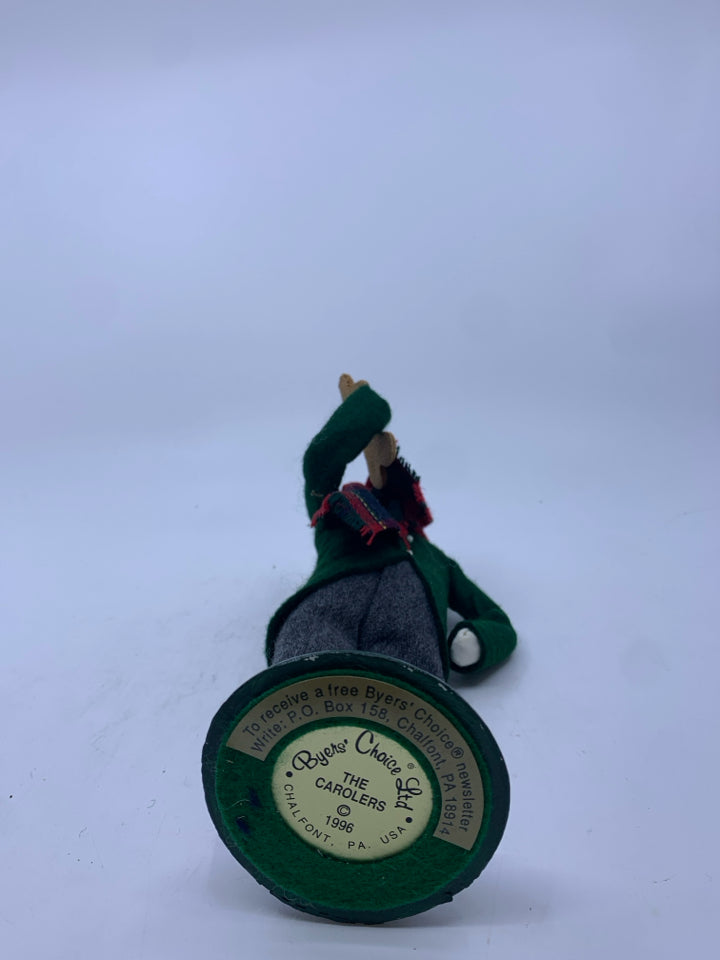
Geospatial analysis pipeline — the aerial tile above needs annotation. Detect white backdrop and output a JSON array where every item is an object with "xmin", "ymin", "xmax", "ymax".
[{"xmin": 2, "ymin": 2, "xmax": 719, "ymax": 958}]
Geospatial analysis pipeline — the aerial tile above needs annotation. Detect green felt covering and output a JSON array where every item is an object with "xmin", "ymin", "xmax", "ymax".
[{"xmin": 203, "ymin": 653, "xmax": 510, "ymax": 924}]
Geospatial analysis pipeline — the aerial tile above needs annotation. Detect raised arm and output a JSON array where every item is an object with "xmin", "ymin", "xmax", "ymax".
[{"xmin": 302, "ymin": 383, "xmax": 391, "ymax": 517}]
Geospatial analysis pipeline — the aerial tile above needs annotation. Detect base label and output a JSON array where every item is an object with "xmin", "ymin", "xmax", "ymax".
[
  {"xmin": 271, "ymin": 724, "xmax": 433, "ymax": 861},
  {"xmin": 227, "ymin": 674, "xmax": 485, "ymax": 850}
]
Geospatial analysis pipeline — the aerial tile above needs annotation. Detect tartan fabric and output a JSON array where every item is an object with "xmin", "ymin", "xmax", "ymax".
[
  {"xmin": 311, "ymin": 483, "xmax": 412, "ymax": 547},
  {"xmin": 310, "ymin": 456, "xmax": 433, "ymax": 549}
]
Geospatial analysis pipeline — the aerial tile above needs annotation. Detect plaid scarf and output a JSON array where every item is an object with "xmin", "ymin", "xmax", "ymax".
[{"xmin": 311, "ymin": 457, "xmax": 432, "ymax": 548}]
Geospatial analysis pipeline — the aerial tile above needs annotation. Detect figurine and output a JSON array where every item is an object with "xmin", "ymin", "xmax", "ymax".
[
  {"xmin": 203, "ymin": 375, "xmax": 517, "ymax": 924},
  {"xmin": 266, "ymin": 374, "xmax": 516, "ymax": 679}
]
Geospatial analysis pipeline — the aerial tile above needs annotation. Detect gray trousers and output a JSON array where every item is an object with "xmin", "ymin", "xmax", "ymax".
[{"xmin": 271, "ymin": 560, "xmax": 443, "ymax": 677}]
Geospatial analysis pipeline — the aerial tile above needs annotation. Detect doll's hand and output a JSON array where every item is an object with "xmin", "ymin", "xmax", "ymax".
[
  {"xmin": 339, "ymin": 373, "xmax": 369, "ymax": 401},
  {"xmin": 450, "ymin": 627, "xmax": 482, "ymax": 669}
]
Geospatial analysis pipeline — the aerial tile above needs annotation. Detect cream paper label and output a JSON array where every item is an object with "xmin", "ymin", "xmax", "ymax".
[
  {"xmin": 227, "ymin": 675, "xmax": 485, "ymax": 851},
  {"xmin": 271, "ymin": 724, "xmax": 432, "ymax": 861}
]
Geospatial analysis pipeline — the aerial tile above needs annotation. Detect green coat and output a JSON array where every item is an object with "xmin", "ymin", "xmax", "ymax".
[{"xmin": 265, "ymin": 385, "xmax": 517, "ymax": 679}]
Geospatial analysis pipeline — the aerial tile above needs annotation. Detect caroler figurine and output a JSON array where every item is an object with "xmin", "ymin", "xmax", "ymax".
[{"xmin": 203, "ymin": 375, "xmax": 517, "ymax": 924}]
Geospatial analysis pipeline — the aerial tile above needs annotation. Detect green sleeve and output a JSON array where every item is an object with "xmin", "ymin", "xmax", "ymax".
[
  {"xmin": 302, "ymin": 385, "xmax": 392, "ymax": 518},
  {"xmin": 447, "ymin": 558, "xmax": 517, "ymax": 673}
]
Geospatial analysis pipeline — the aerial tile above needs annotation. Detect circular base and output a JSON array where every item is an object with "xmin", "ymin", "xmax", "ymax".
[{"xmin": 202, "ymin": 653, "xmax": 509, "ymax": 924}]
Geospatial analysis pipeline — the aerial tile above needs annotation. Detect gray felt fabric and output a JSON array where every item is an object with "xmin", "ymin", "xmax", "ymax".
[{"xmin": 271, "ymin": 560, "xmax": 443, "ymax": 677}]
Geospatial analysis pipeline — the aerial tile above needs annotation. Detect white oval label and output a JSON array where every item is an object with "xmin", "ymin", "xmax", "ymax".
[{"xmin": 271, "ymin": 724, "xmax": 434, "ymax": 862}]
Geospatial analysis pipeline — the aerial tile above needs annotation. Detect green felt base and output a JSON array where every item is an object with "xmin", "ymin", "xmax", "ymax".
[{"xmin": 202, "ymin": 653, "xmax": 509, "ymax": 924}]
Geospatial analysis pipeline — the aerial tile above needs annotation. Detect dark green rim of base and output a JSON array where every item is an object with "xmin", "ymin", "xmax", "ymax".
[{"xmin": 202, "ymin": 652, "xmax": 509, "ymax": 924}]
